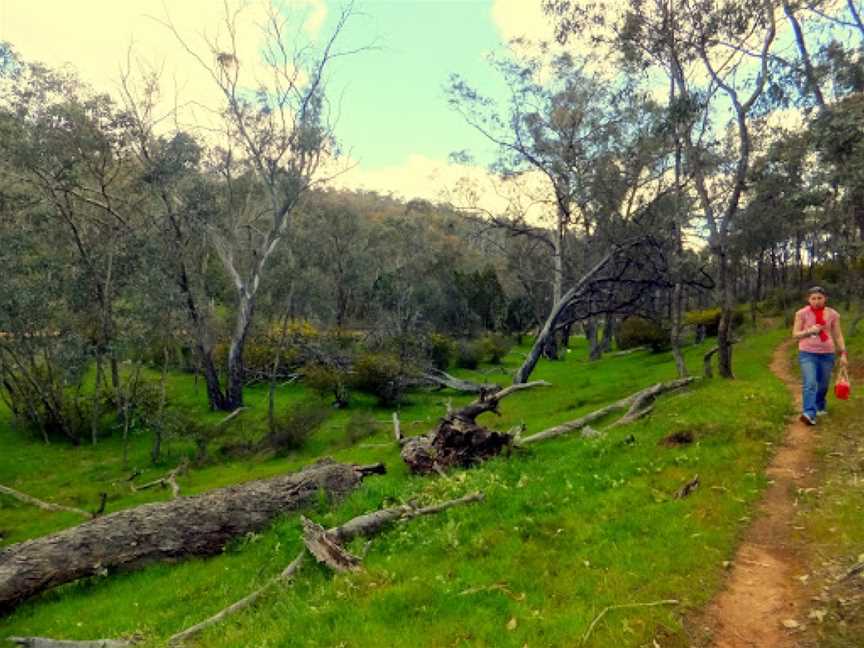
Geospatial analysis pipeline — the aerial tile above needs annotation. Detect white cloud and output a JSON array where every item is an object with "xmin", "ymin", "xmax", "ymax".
[
  {"xmin": 0, "ymin": 0, "xmax": 328, "ymax": 128},
  {"xmin": 490, "ymin": 0, "xmax": 556, "ymax": 44}
]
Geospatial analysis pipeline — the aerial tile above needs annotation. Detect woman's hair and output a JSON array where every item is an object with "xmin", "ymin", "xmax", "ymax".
[{"xmin": 807, "ymin": 286, "xmax": 827, "ymax": 296}]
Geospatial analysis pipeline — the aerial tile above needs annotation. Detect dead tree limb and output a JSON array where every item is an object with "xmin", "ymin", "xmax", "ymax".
[
  {"xmin": 580, "ymin": 599, "xmax": 679, "ymax": 645},
  {"xmin": 6, "ymin": 639, "xmax": 134, "ymax": 648},
  {"xmin": 401, "ymin": 382, "xmax": 550, "ymax": 474},
  {"xmin": 166, "ymin": 552, "xmax": 305, "ymax": 646},
  {"xmin": 392, "ymin": 412, "xmax": 403, "ymax": 445},
  {"xmin": 518, "ymin": 378, "xmax": 696, "ymax": 446},
  {"xmin": 132, "ymin": 459, "xmax": 189, "ymax": 498},
  {"xmin": 168, "ymin": 492, "xmax": 483, "ymax": 645},
  {"xmin": 0, "ymin": 486, "xmax": 92, "ymax": 520},
  {"xmin": 0, "ymin": 460, "xmax": 385, "ymax": 611},
  {"xmin": 418, "ymin": 370, "xmax": 499, "ymax": 394}
]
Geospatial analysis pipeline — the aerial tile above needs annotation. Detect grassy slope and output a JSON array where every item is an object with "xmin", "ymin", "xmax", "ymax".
[{"xmin": 0, "ymin": 329, "xmax": 792, "ymax": 647}]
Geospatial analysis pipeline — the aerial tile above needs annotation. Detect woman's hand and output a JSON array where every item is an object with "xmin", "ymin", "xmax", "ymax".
[
  {"xmin": 839, "ymin": 353, "xmax": 849, "ymax": 367},
  {"xmin": 806, "ymin": 325, "xmax": 822, "ymax": 336}
]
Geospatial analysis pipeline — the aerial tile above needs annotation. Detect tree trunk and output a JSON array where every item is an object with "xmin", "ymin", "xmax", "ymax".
[
  {"xmin": 225, "ymin": 292, "xmax": 255, "ymax": 410},
  {"xmin": 716, "ymin": 251, "xmax": 735, "ymax": 379},
  {"xmin": 0, "ymin": 459, "xmax": 384, "ymax": 611},
  {"xmin": 600, "ymin": 316, "xmax": 615, "ymax": 353},
  {"xmin": 670, "ymin": 283, "xmax": 688, "ymax": 378},
  {"xmin": 586, "ymin": 318, "xmax": 602, "ymax": 361}
]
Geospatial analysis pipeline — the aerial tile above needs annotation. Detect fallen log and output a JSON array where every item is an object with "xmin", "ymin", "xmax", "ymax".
[
  {"xmin": 168, "ymin": 492, "xmax": 484, "ymax": 645},
  {"xmin": 0, "ymin": 459, "xmax": 384, "ymax": 612},
  {"xmin": 518, "ymin": 378, "xmax": 696, "ymax": 446},
  {"xmin": 400, "ymin": 381, "xmax": 550, "ymax": 474}
]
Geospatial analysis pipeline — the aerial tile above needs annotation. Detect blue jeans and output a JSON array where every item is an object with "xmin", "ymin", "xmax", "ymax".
[{"xmin": 799, "ymin": 351, "xmax": 835, "ymax": 418}]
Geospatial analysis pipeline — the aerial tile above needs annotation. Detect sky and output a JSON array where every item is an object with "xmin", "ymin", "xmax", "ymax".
[{"xmin": 0, "ymin": 0, "xmax": 559, "ymax": 207}]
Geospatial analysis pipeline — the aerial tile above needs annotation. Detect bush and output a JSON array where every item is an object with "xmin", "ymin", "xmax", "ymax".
[
  {"xmin": 618, "ymin": 316, "xmax": 670, "ymax": 352},
  {"xmin": 266, "ymin": 398, "xmax": 330, "ymax": 455},
  {"xmin": 343, "ymin": 411, "xmax": 381, "ymax": 446},
  {"xmin": 479, "ymin": 333, "xmax": 514, "ymax": 364},
  {"xmin": 455, "ymin": 340, "xmax": 483, "ymax": 370},
  {"xmin": 352, "ymin": 352, "xmax": 405, "ymax": 406},
  {"xmin": 303, "ymin": 363, "xmax": 351, "ymax": 408},
  {"xmin": 684, "ymin": 308, "xmax": 746, "ymax": 337},
  {"xmin": 427, "ymin": 333, "xmax": 455, "ymax": 370}
]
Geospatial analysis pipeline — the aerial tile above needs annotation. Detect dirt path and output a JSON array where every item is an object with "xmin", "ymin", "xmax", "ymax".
[{"xmin": 696, "ymin": 341, "xmax": 815, "ymax": 647}]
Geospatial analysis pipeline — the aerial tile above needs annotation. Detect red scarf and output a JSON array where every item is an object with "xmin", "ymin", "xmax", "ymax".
[{"xmin": 810, "ymin": 306, "xmax": 829, "ymax": 342}]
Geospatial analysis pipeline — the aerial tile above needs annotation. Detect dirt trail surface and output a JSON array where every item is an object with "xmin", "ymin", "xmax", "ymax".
[{"xmin": 697, "ymin": 341, "xmax": 814, "ymax": 647}]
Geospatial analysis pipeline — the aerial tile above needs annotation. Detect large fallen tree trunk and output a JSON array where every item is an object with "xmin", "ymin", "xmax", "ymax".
[
  {"xmin": 0, "ymin": 459, "xmax": 384, "ymax": 612},
  {"xmin": 401, "ymin": 381, "xmax": 550, "ymax": 474}
]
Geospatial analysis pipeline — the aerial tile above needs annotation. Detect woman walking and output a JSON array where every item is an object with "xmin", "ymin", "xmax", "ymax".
[{"xmin": 792, "ymin": 286, "xmax": 848, "ymax": 425}]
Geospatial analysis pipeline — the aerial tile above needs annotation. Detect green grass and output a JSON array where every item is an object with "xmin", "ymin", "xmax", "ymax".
[{"xmin": 0, "ymin": 330, "xmax": 793, "ymax": 647}]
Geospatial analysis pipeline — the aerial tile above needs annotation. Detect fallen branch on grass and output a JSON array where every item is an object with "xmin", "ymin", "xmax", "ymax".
[
  {"xmin": 131, "ymin": 459, "xmax": 189, "ymax": 498},
  {"xmin": 418, "ymin": 369, "xmax": 499, "ymax": 394},
  {"xmin": 581, "ymin": 599, "xmax": 679, "ymax": 645},
  {"xmin": 166, "ymin": 552, "xmax": 305, "ymax": 646},
  {"xmin": 518, "ymin": 378, "xmax": 695, "ymax": 446},
  {"xmin": 7, "ymin": 638, "xmax": 134, "ymax": 648},
  {"xmin": 168, "ymin": 492, "xmax": 484, "ymax": 645},
  {"xmin": 0, "ymin": 485, "xmax": 92, "ymax": 520}
]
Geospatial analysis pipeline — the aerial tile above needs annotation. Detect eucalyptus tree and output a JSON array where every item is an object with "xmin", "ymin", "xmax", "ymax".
[
  {"xmin": 547, "ymin": 0, "xmax": 778, "ymax": 378},
  {"xmin": 119, "ymin": 2, "xmax": 362, "ymax": 410},
  {"xmin": 447, "ymin": 49, "xmax": 655, "ymax": 358}
]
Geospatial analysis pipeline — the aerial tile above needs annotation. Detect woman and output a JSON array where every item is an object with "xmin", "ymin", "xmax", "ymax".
[{"xmin": 792, "ymin": 286, "xmax": 848, "ymax": 425}]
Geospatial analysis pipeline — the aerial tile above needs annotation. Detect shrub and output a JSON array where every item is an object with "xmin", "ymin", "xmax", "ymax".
[
  {"xmin": 266, "ymin": 398, "xmax": 330, "ymax": 455},
  {"xmin": 303, "ymin": 362, "xmax": 351, "ymax": 408},
  {"xmin": 479, "ymin": 332, "xmax": 514, "ymax": 364},
  {"xmin": 618, "ymin": 316, "xmax": 670, "ymax": 352},
  {"xmin": 684, "ymin": 308, "xmax": 745, "ymax": 337},
  {"xmin": 352, "ymin": 352, "xmax": 405, "ymax": 406},
  {"xmin": 427, "ymin": 333, "xmax": 455, "ymax": 370},
  {"xmin": 343, "ymin": 411, "xmax": 381, "ymax": 446},
  {"xmin": 455, "ymin": 340, "xmax": 483, "ymax": 370}
]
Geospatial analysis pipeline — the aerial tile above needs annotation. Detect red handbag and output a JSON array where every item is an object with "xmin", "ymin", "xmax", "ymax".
[{"xmin": 835, "ymin": 367, "xmax": 851, "ymax": 401}]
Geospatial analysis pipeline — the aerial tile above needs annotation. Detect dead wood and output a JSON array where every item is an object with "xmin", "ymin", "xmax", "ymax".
[
  {"xmin": 132, "ymin": 459, "xmax": 189, "ymax": 498},
  {"xmin": 418, "ymin": 370, "xmax": 499, "ymax": 394},
  {"xmin": 392, "ymin": 411, "xmax": 404, "ymax": 445},
  {"xmin": 166, "ymin": 552, "xmax": 305, "ymax": 646},
  {"xmin": 580, "ymin": 599, "xmax": 679, "ymax": 645},
  {"xmin": 518, "ymin": 378, "xmax": 695, "ymax": 446},
  {"xmin": 6, "ymin": 638, "xmax": 134, "ymax": 648},
  {"xmin": 0, "ymin": 459, "xmax": 383, "ymax": 611},
  {"xmin": 674, "ymin": 475, "xmax": 700, "ymax": 499},
  {"xmin": 0, "ymin": 486, "xmax": 92, "ymax": 520},
  {"xmin": 400, "ymin": 381, "xmax": 550, "ymax": 474},
  {"xmin": 168, "ymin": 492, "xmax": 483, "ymax": 644},
  {"xmin": 301, "ymin": 517, "xmax": 363, "ymax": 572}
]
